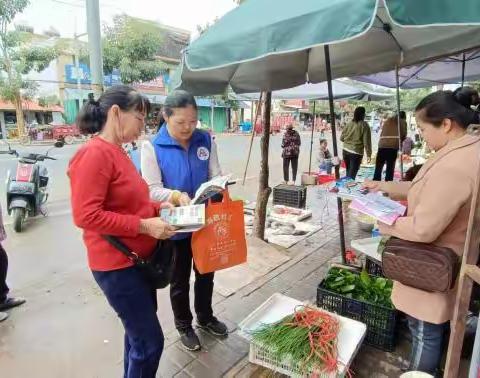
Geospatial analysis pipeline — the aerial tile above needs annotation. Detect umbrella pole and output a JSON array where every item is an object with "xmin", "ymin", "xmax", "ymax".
[
  {"xmin": 395, "ymin": 65, "xmax": 404, "ymax": 179},
  {"xmin": 242, "ymin": 94, "xmax": 263, "ymax": 185},
  {"xmin": 324, "ymin": 44, "xmax": 346, "ymax": 263},
  {"xmin": 308, "ymin": 101, "xmax": 316, "ymax": 174},
  {"xmin": 461, "ymin": 53, "xmax": 466, "ymax": 87}
]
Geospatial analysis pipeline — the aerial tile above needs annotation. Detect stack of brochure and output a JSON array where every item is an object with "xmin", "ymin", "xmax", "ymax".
[
  {"xmin": 349, "ymin": 192, "xmax": 406, "ymax": 226},
  {"xmin": 160, "ymin": 204, "xmax": 206, "ymax": 233}
]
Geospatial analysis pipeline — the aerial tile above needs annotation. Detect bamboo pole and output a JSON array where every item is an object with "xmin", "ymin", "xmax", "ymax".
[{"xmin": 242, "ymin": 93, "xmax": 263, "ymax": 185}]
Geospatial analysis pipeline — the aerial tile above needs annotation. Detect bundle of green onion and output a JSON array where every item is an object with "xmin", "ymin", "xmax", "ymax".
[{"xmin": 250, "ymin": 306, "xmax": 340, "ymax": 376}]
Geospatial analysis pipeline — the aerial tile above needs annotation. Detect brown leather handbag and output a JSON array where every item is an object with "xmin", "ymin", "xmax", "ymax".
[{"xmin": 382, "ymin": 237, "xmax": 460, "ymax": 293}]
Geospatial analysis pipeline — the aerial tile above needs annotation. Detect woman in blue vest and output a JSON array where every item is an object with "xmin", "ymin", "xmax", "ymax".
[{"xmin": 141, "ymin": 90, "xmax": 227, "ymax": 352}]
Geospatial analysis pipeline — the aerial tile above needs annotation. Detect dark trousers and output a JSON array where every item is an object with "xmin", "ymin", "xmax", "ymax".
[
  {"xmin": 0, "ymin": 244, "xmax": 8, "ymax": 302},
  {"xmin": 374, "ymin": 148, "xmax": 398, "ymax": 181},
  {"xmin": 93, "ymin": 267, "xmax": 164, "ymax": 378},
  {"xmin": 171, "ymin": 237, "xmax": 214, "ymax": 331},
  {"xmin": 407, "ymin": 315, "xmax": 448, "ymax": 376},
  {"xmin": 343, "ymin": 150, "xmax": 363, "ymax": 180},
  {"xmin": 283, "ymin": 157, "xmax": 299, "ymax": 182}
]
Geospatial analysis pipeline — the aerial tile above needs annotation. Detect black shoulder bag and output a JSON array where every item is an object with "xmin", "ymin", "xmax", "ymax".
[{"xmin": 103, "ymin": 236, "xmax": 174, "ymax": 289}]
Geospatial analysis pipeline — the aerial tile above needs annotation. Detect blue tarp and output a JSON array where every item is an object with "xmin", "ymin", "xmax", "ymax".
[
  {"xmin": 230, "ymin": 80, "xmax": 393, "ymax": 101},
  {"xmin": 141, "ymin": 94, "xmax": 249, "ymax": 108},
  {"xmin": 355, "ymin": 49, "xmax": 480, "ymax": 89}
]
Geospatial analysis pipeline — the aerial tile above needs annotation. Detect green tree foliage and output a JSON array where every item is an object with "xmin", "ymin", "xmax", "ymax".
[
  {"xmin": 398, "ymin": 87, "xmax": 433, "ymax": 111},
  {"xmin": 0, "ymin": 0, "xmax": 58, "ymax": 137},
  {"xmin": 347, "ymin": 87, "xmax": 434, "ymax": 116},
  {"xmin": 103, "ymin": 15, "xmax": 167, "ymax": 84},
  {"xmin": 38, "ymin": 94, "xmax": 60, "ymax": 107}
]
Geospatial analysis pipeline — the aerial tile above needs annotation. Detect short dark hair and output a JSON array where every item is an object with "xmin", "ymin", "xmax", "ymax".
[
  {"xmin": 163, "ymin": 90, "xmax": 197, "ymax": 117},
  {"xmin": 353, "ymin": 107, "xmax": 366, "ymax": 123},
  {"xmin": 77, "ymin": 85, "xmax": 150, "ymax": 134},
  {"xmin": 319, "ymin": 138, "xmax": 328, "ymax": 144},
  {"xmin": 415, "ymin": 90, "xmax": 476, "ymax": 129}
]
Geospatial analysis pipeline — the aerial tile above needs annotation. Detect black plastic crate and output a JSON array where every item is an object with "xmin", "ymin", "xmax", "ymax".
[
  {"xmin": 317, "ymin": 274, "xmax": 398, "ymax": 351},
  {"xmin": 272, "ymin": 184, "xmax": 307, "ymax": 209},
  {"xmin": 365, "ymin": 256, "xmax": 384, "ymax": 277}
]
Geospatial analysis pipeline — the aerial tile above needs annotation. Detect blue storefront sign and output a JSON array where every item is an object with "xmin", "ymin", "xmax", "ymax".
[{"xmin": 65, "ymin": 64, "xmax": 122, "ymax": 86}]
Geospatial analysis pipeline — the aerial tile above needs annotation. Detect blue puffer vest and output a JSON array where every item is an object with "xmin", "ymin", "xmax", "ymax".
[{"xmin": 152, "ymin": 125, "xmax": 211, "ymax": 239}]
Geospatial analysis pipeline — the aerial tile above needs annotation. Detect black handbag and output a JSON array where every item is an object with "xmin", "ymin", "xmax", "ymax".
[{"xmin": 103, "ymin": 236, "xmax": 174, "ymax": 289}]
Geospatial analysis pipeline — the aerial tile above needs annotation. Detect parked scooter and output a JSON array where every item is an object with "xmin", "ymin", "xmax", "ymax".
[{"xmin": 0, "ymin": 140, "xmax": 64, "ymax": 232}]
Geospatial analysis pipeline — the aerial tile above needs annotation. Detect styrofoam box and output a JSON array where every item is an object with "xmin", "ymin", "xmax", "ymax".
[
  {"xmin": 350, "ymin": 237, "xmax": 383, "ymax": 262},
  {"xmin": 238, "ymin": 293, "xmax": 367, "ymax": 377}
]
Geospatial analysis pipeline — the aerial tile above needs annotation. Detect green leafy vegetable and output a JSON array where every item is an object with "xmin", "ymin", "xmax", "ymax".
[{"xmin": 323, "ymin": 268, "xmax": 394, "ymax": 308}]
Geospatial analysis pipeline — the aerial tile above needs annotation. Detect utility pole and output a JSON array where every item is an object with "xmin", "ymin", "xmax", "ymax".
[
  {"xmin": 86, "ymin": 0, "xmax": 103, "ymax": 95},
  {"xmin": 74, "ymin": 17, "xmax": 87, "ymax": 111}
]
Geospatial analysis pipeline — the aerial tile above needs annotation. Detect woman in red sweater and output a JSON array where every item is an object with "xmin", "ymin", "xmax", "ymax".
[{"xmin": 68, "ymin": 85, "xmax": 176, "ymax": 378}]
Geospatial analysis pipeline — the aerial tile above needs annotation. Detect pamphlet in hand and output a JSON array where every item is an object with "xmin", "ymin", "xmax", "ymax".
[
  {"xmin": 349, "ymin": 192, "xmax": 406, "ymax": 226},
  {"xmin": 160, "ymin": 204, "xmax": 206, "ymax": 233},
  {"xmin": 330, "ymin": 178, "xmax": 368, "ymax": 200},
  {"xmin": 192, "ymin": 174, "xmax": 232, "ymax": 204}
]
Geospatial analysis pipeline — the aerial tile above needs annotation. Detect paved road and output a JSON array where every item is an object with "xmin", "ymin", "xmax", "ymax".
[
  {"xmin": 0, "ymin": 132, "xmax": 334, "ymax": 286},
  {"xmin": 0, "ymin": 131, "xmax": 339, "ymax": 377}
]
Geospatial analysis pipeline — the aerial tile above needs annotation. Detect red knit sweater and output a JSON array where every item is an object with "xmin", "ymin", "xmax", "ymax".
[{"xmin": 68, "ymin": 137, "xmax": 160, "ymax": 271}]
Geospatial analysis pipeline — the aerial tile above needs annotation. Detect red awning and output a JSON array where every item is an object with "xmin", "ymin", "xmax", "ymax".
[{"xmin": 0, "ymin": 99, "xmax": 64, "ymax": 113}]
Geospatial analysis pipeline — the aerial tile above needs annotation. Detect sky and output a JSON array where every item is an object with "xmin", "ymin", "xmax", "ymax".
[{"xmin": 16, "ymin": 0, "xmax": 237, "ymax": 39}]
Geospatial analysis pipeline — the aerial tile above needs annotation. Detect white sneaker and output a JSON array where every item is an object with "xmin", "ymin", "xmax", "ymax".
[{"xmin": 288, "ymin": 181, "xmax": 295, "ymax": 185}]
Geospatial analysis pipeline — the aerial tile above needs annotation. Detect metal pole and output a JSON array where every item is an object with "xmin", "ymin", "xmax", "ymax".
[
  {"xmin": 242, "ymin": 94, "xmax": 263, "ymax": 185},
  {"xmin": 324, "ymin": 44, "xmax": 346, "ymax": 263},
  {"xmin": 86, "ymin": 0, "xmax": 104, "ymax": 95},
  {"xmin": 395, "ymin": 65, "xmax": 404, "ymax": 179},
  {"xmin": 210, "ymin": 100, "xmax": 214, "ymax": 132},
  {"xmin": 461, "ymin": 53, "xmax": 466, "ymax": 87},
  {"xmin": 308, "ymin": 101, "xmax": 316, "ymax": 174}
]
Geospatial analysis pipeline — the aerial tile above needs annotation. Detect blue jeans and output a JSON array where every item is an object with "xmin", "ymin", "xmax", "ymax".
[
  {"xmin": 92, "ymin": 267, "xmax": 164, "ymax": 378},
  {"xmin": 407, "ymin": 315, "xmax": 448, "ymax": 376},
  {"xmin": 319, "ymin": 161, "xmax": 333, "ymax": 174}
]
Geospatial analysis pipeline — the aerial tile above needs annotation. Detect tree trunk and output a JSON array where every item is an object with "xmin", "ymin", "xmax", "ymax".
[
  {"xmin": 14, "ymin": 93, "xmax": 26, "ymax": 138},
  {"xmin": 253, "ymin": 91, "xmax": 272, "ymax": 240}
]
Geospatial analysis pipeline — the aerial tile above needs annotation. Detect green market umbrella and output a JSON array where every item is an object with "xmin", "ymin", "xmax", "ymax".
[
  {"xmin": 173, "ymin": 0, "xmax": 480, "ymax": 270},
  {"xmin": 174, "ymin": 0, "xmax": 480, "ymax": 95}
]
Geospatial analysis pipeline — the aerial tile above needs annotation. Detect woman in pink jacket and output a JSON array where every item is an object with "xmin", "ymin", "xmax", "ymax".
[{"xmin": 364, "ymin": 90, "xmax": 480, "ymax": 376}]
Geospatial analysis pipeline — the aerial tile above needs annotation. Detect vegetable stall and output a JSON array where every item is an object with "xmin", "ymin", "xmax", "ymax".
[{"xmin": 172, "ymin": 0, "xmax": 480, "ymax": 376}]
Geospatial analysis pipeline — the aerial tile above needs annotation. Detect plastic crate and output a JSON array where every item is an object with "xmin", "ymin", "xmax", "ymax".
[
  {"xmin": 249, "ymin": 341, "xmax": 336, "ymax": 378},
  {"xmin": 317, "ymin": 274, "xmax": 398, "ymax": 352},
  {"xmin": 272, "ymin": 184, "xmax": 307, "ymax": 209},
  {"xmin": 365, "ymin": 256, "xmax": 384, "ymax": 277}
]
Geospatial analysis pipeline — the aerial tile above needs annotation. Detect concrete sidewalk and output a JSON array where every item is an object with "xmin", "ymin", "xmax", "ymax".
[{"xmin": 155, "ymin": 190, "xmax": 410, "ymax": 378}]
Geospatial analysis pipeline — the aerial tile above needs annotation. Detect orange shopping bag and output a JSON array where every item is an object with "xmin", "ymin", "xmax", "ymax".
[{"xmin": 191, "ymin": 190, "xmax": 247, "ymax": 274}]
